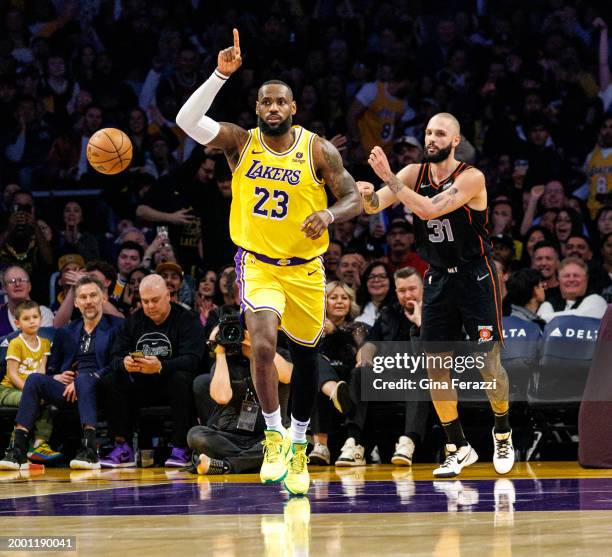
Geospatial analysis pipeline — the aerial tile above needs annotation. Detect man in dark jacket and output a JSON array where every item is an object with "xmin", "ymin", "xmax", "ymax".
[
  {"xmin": 100, "ymin": 274, "xmax": 205, "ymax": 468},
  {"xmin": 335, "ymin": 267, "xmax": 430, "ymax": 467},
  {"xmin": 0, "ymin": 276, "xmax": 122, "ymax": 470}
]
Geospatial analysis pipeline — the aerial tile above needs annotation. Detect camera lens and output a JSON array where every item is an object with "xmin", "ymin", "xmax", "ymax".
[{"xmin": 224, "ymin": 325, "xmax": 241, "ymax": 342}]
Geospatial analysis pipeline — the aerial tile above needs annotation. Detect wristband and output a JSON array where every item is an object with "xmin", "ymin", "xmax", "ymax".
[{"xmin": 324, "ymin": 208, "xmax": 335, "ymax": 223}]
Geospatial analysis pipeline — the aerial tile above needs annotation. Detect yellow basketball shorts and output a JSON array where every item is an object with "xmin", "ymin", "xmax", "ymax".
[{"xmin": 234, "ymin": 248, "xmax": 326, "ymax": 346}]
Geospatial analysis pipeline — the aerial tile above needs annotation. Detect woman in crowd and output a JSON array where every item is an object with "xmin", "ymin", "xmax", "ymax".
[
  {"xmin": 195, "ymin": 270, "xmax": 219, "ymax": 327},
  {"xmin": 309, "ymin": 281, "xmax": 360, "ymax": 465},
  {"xmin": 354, "ymin": 261, "xmax": 395, "ymax": 327},
  {"xmin": 58, "ymin": 200, "xmax": 99, "ymax": 261}
]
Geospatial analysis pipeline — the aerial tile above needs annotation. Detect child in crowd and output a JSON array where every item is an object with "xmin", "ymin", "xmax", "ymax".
[{"xmin": 0, "ymin": 300, "xmax": 60, "ymax": 467}]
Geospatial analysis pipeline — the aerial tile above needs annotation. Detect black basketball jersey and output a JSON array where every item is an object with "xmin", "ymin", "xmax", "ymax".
[{"xmin": 413, "ymin": 162, "xmax": 491, "ymax": 268}]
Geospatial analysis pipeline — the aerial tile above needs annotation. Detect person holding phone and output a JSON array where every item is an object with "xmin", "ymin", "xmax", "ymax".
[{"xmin": 101, "ymin": 274, "xmax": 205, "ymax": 468}]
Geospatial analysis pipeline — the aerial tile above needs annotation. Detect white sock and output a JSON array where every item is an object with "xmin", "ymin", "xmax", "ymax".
[
  {"xmin": 290, "ymin": 416, "xmax": 310, "ymax": 444},
  {"xmin": 262, "ymin": 407, "xmax": 283, "ymax": 431}
]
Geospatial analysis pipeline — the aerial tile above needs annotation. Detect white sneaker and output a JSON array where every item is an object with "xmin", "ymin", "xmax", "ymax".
[
  {"xmin": 308, "ymin": 443, "xmax": 330, "ymax": 465},
  {"xmin": 492, "ymin": 430, "xmax": 515, "ymax": 475},
  {"xmin": 433, "ymin": 443, "xmax": 478, "ymax": 478},
  {"xmin": 391, "ymin": 436, "xmax": 415, "ymax": 466},
  {"xmin": 335, "ymin": 437, "xmax": 366, "ymax": 467}
]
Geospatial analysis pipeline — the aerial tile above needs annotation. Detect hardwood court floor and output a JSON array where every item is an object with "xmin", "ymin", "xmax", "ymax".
[{"xmin": 0, "ymin": 462, "xmax": 611, "ymax": 556}]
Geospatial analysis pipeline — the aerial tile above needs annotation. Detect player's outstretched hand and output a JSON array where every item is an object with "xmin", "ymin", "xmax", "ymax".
[
  {"xmin": 368, "ymin": 146, "xmax": 393, "ymax": 182},
  {"xmin": 301, "ymin": 210, "xmax": 333, "ymax": 240},
  {"xmin": 217, "ymin": 28, "xmax": 242, "ymax": 77}
]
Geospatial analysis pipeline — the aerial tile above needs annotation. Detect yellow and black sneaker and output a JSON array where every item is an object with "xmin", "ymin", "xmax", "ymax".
[{"xmin": 283, "ymin": 442, "xmax": 310, "ymax": 496}]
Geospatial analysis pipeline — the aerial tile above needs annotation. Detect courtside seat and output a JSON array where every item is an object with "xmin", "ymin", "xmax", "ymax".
[
  {"xmin": 526, "ymin": 315, "xmax": 600, "ymax": 459},
  {"xmin": 501, "ymin": 316, "xmax": 542, "ymax": 399},
  {"xmin": 528, "ymin": 316, "xmax": 600, "ymax": 404}
]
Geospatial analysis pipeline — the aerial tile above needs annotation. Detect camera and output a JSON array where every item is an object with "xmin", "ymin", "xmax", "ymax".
[{"xmin": 215, "ymin": 305, "xmax": 244, "ymax": 355}]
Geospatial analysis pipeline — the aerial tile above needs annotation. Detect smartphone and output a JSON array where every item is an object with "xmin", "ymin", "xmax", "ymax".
[
  {"xmin": 157, "ymin": 226, "xmax": 169, "ymax": 241},
  {"xmin": 129, "ymin": 351, "xmax": 145, "ymax": 359}
]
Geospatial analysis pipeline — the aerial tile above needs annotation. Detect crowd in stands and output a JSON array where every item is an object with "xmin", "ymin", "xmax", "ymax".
[{"xmin": 0, "ymin": 1, "xmax": 611, "ymax": 471}]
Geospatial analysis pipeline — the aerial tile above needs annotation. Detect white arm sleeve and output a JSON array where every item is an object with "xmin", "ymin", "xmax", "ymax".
[{"xmin": 175, "ymin": 69, "xmax": 227, "ymax": 145}]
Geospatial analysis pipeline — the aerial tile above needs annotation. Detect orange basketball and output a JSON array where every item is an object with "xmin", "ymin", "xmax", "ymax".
[{"xmin": 87, "ymin": 128, "xmax": 133, "ymax": 175}]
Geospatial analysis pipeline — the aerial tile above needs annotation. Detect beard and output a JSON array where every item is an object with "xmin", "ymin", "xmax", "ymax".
[
  {"xmin": 423, "ymin": 143, "xmax": 453, "ymax": 163},
  {"xmin": 258, "ymin": 114, "xmax": 292, "ymax": 137}
]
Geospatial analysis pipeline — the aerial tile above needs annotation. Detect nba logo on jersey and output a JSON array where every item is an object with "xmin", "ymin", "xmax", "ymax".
[{"xmin": 478, "ymin": 325, "xmax": 493, "ymax": 343}]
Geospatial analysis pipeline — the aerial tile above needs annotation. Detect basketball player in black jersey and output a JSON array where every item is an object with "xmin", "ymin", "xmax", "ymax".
[{"xmin": 358, "ymin": 112, "xmax": 514, "ymax": 478}]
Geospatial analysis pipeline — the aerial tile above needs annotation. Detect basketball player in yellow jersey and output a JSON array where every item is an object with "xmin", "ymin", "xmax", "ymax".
[{"xmin": 176, "ymin": 30, "xmax": 361, "ymax": 496}]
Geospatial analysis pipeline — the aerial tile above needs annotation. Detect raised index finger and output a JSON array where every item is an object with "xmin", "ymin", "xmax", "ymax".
[{"xmin": 233, "ymin": 28, "xmax": 240, "ymax": 54}]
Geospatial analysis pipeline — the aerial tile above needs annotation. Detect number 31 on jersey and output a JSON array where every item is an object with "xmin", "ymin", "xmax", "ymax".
[{"xmin": 427, "ymin": 218, "xmax": 454, "ymax": 242}]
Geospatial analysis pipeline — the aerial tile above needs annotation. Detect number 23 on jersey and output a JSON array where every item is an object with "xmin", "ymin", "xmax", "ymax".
[{"xmin": 252, "ymin": 186, "xmax": 289, "ymax": 220}]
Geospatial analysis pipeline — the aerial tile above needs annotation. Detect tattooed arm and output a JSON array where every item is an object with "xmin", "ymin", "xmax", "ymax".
[
  {"xmin": 301, "ymin": 137, "xmax": 362, "ymax": 240},
  {"xmin": 368, "ymin": 146, "xmax": 485, "ymax": 220},
  {"xmin": 358, "ymin": 164, "xmax": 421, "ymax": 214}
]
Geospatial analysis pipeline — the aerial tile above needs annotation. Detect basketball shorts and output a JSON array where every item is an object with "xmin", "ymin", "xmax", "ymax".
[
  {"xmin": 420, "ymin": 255, "xmax": 503, "ymax": 345},
  {"xmin": 234, "ymin": 248, "xmax": 326, "ymax": 347}
]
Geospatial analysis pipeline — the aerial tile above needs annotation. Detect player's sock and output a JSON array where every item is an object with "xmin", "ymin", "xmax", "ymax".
[
  {"xmin": 494, "ymin": 410, "xmax": 511, "ymax": 434},
  {"xmin": 262, "ymin": 407, "xmax": 283, "ymax": 432},
  {"xmin": 441, "ymin": 418, "xmax": 467, "ymax": 448},
  {"xmin": 290, "ymin": 416, "xmax": 309, "ymax": 444}
]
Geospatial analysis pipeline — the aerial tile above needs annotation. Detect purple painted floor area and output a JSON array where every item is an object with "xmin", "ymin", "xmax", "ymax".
[{"xmin": 0, "ymin": 478, "xmax": 611, "ymax": 516}]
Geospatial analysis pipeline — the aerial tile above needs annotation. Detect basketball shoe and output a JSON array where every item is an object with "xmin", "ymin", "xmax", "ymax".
[
  {"xmin": 284, "ymin": 442, "xmax": 310, "ymax": 495},
  {"xmin": 433, "ymin": 443, "xmax": 478, "ymax": 478},
  {"xmin": 492, "ymin": 430, "xmax": 515, "ymax": 474},
  {"xmin": 335, "ymin": 437, "xmax": 366, "ymax": 466},
  {"xmin": 260, "ymin": 428, "xmax": 292, "ymax": 484},
  {"xmin": 391, "ymin": 436, "xmax": 415, "ymax": 466}
]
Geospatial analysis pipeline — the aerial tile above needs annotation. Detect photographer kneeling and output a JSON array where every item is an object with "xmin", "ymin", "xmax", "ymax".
[{"xmin": 189, "ymin": 306, "xmax": 292, "ymax": 475}]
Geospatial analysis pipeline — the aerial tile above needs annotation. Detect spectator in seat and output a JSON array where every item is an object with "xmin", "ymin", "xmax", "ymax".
[
  {"xmin": 506, "ymin": 269, "xmax": 546, "ymax": 327},
  {"xmin": 385, "ymin": 219, "xmax": 428, "ymax": 275},
  {"xmin": 309, "ymin": 281, "xmax": 360, "ymax": 466},
  {"xmin": 0, "ymin": 278, "xmax": 122, "ymax": 470},
  {"xmin": 51, "ymin": 253, "xmax": 85, "ymax": 311},
  {"xmin": 101, "ymin": 274, "xmax": 205, "ymax": 468},
  {"xmin": 0, "ymin": 300, "xmax": 56, "ymax": 468},
  {"xmin": 57, "ymin": 200, "xmax": 99, "ymax": 262},
  {"xmin": 156, "ymin": 261, "xmax": 191, "ymax": 309},
  {"xmin": 355, "ymin": 261, "xmax": 394, "ymax": 326},
  {"xmin": 531, "ymin": 241, "xmax": 561, "ymax": 299},
  {"xmin": 111, "ymin": 241, "xmax": 144, "ymax": 301},
  {"xmin": 336, "ymin": 252, "xmax": 366, "ymax": 290},
  {"xmin": 336, "ymin": 267, "xmax": 429, "ymax": 467},
  {"xmin": 0, "ymin": 191, "xmax": 53, "ymax": 303},
  {"xmin": 323, "ymin": 240, "xmax": 343, "ymax": 281},
  {"xmin": 53, "ymin": 260, "xmax": 123, "ymax": 327},
  {"xmin": 537, "ymin": 257, "xmax": 608, "ymax": 322},
  {"xmin": 0, "ymin": 265, "xmax": 53, "ymax": 337}
]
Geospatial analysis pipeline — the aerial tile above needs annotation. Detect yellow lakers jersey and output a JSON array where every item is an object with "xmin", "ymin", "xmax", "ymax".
[
  {"xmin": 357, "ymin": 82, "xmax": 406, "ymax": 154},
  {"xmin": 230, "ymin": 126, "xmax": 329, "ymax": 260},
  {"xmin": 586, "ymin": 145, "xmax": 612, "ymax": 218}
]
